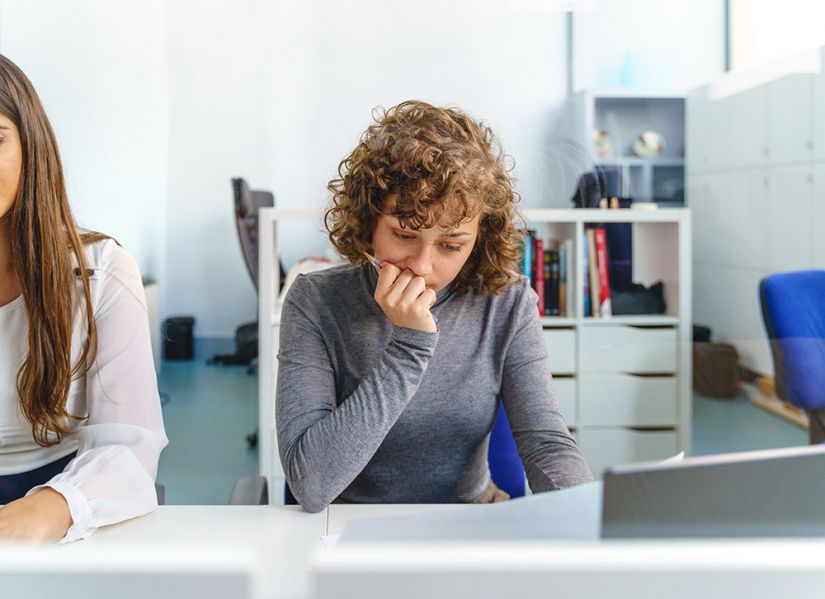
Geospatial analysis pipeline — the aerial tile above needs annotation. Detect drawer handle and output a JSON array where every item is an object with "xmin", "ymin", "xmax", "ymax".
[
  {"xmin": 627, "ymin": 426, "xmax": 676, "ymax": 432},
  {"xmin": 625, "ymin": 372, "xmax": 677, "ymax": 378}
]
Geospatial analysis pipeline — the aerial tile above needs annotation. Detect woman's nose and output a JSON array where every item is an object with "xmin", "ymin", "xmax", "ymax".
[{"xmin": 406, "ymin": 244, "xmax": 433, "ymax": 277}]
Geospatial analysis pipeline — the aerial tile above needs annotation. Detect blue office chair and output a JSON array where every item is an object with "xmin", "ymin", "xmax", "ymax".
[
  {"xmin": 759, "ymin": 270, "xmax": 825, "ymax": 444},
  {"xmin": 487, "ymin": 402, "xmax": 526, "ymax": 498}
]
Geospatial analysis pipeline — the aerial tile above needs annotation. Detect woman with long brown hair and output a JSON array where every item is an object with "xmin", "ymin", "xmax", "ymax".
[{"xmin": 0, "ymin": 54, "xmax": 167, "ymax": 543}]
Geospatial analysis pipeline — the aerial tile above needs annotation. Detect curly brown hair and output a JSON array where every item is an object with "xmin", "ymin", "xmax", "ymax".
[{"xmin": 325, "ymin": 100, "xmax": 524, "ymax": 295}]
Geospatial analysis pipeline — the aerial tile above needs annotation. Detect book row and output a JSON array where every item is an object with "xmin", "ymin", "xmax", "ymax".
[{"xmin": 520, "ymin": 227, "xmax": 614, "ymax": 319}]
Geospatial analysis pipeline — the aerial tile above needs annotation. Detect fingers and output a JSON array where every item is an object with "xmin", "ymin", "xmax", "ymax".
[
  {"xmin": 374, "ymin": 263, "xmax": 401, "ymax": 298},
  {"xmin": 372, "ymin": 263, "xmax": 436, "ymax": 332},
  {"xmin": 376, "ymin": 266, "xmax": 427, "ymax": 309},
  {"xmin": 387, "ymin": 272, "xmax": 426, "ymax": 308},
  {"xmin": 413, "ymin": 287, "xmax": 437, "ymax": 317}
]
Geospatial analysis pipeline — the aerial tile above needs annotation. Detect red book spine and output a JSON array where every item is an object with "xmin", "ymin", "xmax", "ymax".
[
  {"xmin": 534, "ymin": 237, "xmax": 544, "ymax": 315},
  {"xmin": 594, "ymin": 228, "xmax": 612, "ymax": 317}
]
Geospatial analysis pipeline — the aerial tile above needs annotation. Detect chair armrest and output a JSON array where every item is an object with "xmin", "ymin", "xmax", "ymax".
[{"xmin": 230, "ymin": 476, "xmax": 269, "ymax": 505}]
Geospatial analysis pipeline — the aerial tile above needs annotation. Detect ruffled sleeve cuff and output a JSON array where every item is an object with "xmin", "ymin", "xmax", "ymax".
[{"xmin": 26, "ymin": 481, "xmax": 96, "ymax": 544}]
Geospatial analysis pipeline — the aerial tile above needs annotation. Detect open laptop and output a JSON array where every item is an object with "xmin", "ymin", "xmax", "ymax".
[{"xmin": 601, "ymin": 444, "xmax": 825, "ymax": 538}]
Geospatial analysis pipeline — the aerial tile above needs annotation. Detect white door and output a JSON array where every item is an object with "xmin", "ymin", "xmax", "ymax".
[
  {"xmin": 766, "ymin": 165, "xmax": 814, "ymax": 272},
  {"xmin": 766, "ymin": 74, "xmax": 813, "ymax": 166}
]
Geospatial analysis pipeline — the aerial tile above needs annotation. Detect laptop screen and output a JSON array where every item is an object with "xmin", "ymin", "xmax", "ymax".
[{"xmin": 601, "ymin": 444, "xmax": 825, "ymax": 538}]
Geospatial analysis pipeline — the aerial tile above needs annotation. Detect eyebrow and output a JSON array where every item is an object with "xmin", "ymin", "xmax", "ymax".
[
  {"xmin": 391, "ymin": 226, "xmax": 471, "ymax": 239},
  {"xmin": 0, "ymin": 125, "xmax": 9, "ymax": 130}
]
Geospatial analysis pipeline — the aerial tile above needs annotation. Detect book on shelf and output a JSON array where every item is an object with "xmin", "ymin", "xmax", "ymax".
[
  {"xmin": 541, "ymin": 249, "xmax": 553, "ymax": 316},
  {"xmin": 522, "ymin": 230, "xmax": 533, "ymax": 283},
  {"xmin": 594, "ymin": 227, "xmax": 613, "ymax": 318},
  {"xmin": 605, "ymin": 222, "xmax": 632, "ymax": 291},
  {"xmin": 558, "ymin": 242, "xmax": 567, "ymax": 318},
  {"xmin": 564, "ymin": 239, "xmax": 574, "ymax": 319},
  {"xmin": 586, "ymin": 229, "xmax": 600, "ymax": 317},
  {"xmin": 534, "ymin": 236, "xmax": 544, "ymax": 316},
  {"xmin": 542, "ymin": 243, "xmax": 559, "ymax": 317},
  {"xmin": 582, "ymin": 230, "xmax": 591, "ymax": 318},
  {"xmin": 520, "ymin": 232, "xmax": 572, "ymax": 318}
]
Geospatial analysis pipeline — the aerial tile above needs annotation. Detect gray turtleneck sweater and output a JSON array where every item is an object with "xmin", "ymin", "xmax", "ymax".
[{"xmin": 276, "ymin": 263, "xmax": 592, "ymax": 513}]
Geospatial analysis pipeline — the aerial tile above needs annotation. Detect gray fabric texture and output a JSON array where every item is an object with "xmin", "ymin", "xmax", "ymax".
[{"xmin": 276, "ymin": 263, "xmax": 593, "ymax": 513}]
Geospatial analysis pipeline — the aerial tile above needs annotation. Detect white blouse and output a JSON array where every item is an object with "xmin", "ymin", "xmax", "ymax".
[{"xmin": 0, "ymin": 239, "xmax": 168, "ymax": 543}]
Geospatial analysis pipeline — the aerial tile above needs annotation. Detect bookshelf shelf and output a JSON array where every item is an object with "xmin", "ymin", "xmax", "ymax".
[
  {"xmin": 258, "ymin": 207, "xmax": 691, "ymax": 498},
  {"xmin": 539, "ymin": 317, "xmax": 578, "ymax": 327},
  {"xmin": 580, "ymin": 315, "xmax": 680, "ymax": 326},
  {"xmin": 597, "ymin": 157, "xmax": 684, "ymax": 168}
]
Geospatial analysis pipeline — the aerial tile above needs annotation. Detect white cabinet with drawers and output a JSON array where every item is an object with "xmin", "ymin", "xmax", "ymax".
[
  {"xmin": 532, "ymin": 208, "xmax": 691, "ymax": 479},
  {"xmin": 580, "ymin": 325, "xmax": 677, "ymax": 373}
]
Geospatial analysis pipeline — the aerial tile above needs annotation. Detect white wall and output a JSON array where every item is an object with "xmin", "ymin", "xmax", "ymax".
[
  {"xmin": 165, "ymin": 0, "xmax": 277, "ymax": 338},
  {"xmin": 573, "ymin": 0, "xmax": 725, "ymax": 92},
  {"xmin": 270, "ymin": 0, "xmax": 571, "ymax": 270},
  {"xmin": 731, "ymin": 0, "xmax": 825, "ymax": 71},
  {"xmin": 0, "ymin": 0, "xmax": 169, "ymax": 282},
  {"xmin": 1, "ymin": 1, "xmax": 726, "ymax": 342}
]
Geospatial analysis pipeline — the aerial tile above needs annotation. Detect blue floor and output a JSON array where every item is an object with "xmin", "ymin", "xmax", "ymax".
[
  {"xmin": 156, "ymin": 360, "xmax": 258, "ymax": 505},
  {"xmin": 156, "ymin": 361, "xmax": 807, "ymax": 504},
  {"xmin": 692, "ymin": 387, "xmax": 806, "ymax": 455}
]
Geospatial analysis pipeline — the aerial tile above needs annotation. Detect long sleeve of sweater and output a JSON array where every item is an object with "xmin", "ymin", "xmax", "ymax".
[{"xmin": 276, "ymin": 275, "xmax": 438, "ymax": 513}]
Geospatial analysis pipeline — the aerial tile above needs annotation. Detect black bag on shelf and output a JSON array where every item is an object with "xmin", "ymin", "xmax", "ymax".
[{"xmin": 611, "ymin": 281, "xmax": 666, "ymax": 315}]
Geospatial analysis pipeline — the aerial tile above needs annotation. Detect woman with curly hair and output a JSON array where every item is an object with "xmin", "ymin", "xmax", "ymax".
[
  {"xmin": 0, "ymin": 55, "xmax": 166, "ymax": 542},
  {"xmin": 277, "ymin": 100, "xmax": 591, "ymax": 512}
]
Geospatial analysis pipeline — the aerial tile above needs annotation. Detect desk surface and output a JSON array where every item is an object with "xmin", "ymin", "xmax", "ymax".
[{"xmin": 3, "ymin": 495, "xmax": 825, "ymax": 599}]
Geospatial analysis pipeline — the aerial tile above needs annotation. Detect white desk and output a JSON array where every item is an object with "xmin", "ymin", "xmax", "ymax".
[
  {"xmin": 312, "ymin": 537, "xmax": 825, "ymax": 599},
  {"xmin": 317, "ymin": 484, "xmax": 825, "ymax": 599},
  {"xmin": 326, "ymin": 503, "xmax": 464, "ymax": 536},
  {"xmin": 0, "ymin": 506, "xmax": 326, "ymax": 599},
  {"xmin": 4, "ymin": 500, "xmax": 825, "ymax": 599}
]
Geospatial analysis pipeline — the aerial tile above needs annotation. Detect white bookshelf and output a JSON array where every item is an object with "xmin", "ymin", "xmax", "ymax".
[
  {"xmin": 563, "ymin": 90, "xmax": 686, "ymax": 205},
  {"xmin": 259, "ymin": 207, "xmax": 692, "ymax": 502}
]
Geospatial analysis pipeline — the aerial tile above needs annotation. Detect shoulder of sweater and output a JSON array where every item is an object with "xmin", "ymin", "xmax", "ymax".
[
  {"xmin": 292, "ymin": 263, "xmax": 362, "ymax": 292},
  {"xmin": 285, "ymin": 263, "xmax": 364, "ymax": 307},
  {"xmin": 460, "ymin": 276, "xmax": 534, "ymax": 310}
]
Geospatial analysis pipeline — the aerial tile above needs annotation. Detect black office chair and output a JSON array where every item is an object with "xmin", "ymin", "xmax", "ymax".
[
  {"xmin": 208, "ymin": 178, "xmax": 285, "ymax": 448},
  {"xmin": 209, "ymin": 178, "xmax": 276, "ymax": 372}
]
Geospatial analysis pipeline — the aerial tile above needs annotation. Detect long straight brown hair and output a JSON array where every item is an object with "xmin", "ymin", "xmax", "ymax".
[{"xmin": 0, "ymin": 55, "xmax": 105, "ymax": 446}]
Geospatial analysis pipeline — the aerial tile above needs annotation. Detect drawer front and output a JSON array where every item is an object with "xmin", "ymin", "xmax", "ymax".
[
  {"xmin": 578, "ymin": 428, "xmax": 679, "ymax": 479},
  {"xmin": 543, "ymin": 329, "xmax": 576, "ymax": 375},
  {"xmin": 580, "ymin": 374, "xmax": 677, "ymax": 427},
  {"xmin": 553, "ymin": 377, "xmax": 576, "ymax": 427},
  {"xmin": 580, "ymin": 326, "xmax": 677, "ymax": 373}
]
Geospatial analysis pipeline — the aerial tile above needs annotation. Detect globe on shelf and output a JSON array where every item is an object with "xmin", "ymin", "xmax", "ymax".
[
  {"xmin": 632, "ymin": 130, "xmax": 666, "ymax": 158},
  {"xmin": 593, "ymin": 128, "xmax": 613, "ymax": 159}
]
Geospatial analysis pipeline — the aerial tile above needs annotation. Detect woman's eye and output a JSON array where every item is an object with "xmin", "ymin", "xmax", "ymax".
[
  {"xmin": 392, "ymin": 231, "xmax": 416, "ymax": 241},
  {"xmin": 441, "ymin": 244, "xmax": 462, "ymax": 252}
]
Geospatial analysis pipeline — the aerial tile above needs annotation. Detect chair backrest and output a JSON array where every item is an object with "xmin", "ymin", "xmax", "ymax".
[
  {"xmin": 487, "ymin": 403, "xmax": 526, "ymax": 498},
  {"xmin": 759, "ymin": 270, "xmax": 825, "ymax": 411},
  {"xmin": 232, "ymin": 177, "xmax": 275, "ymax": 292}
]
